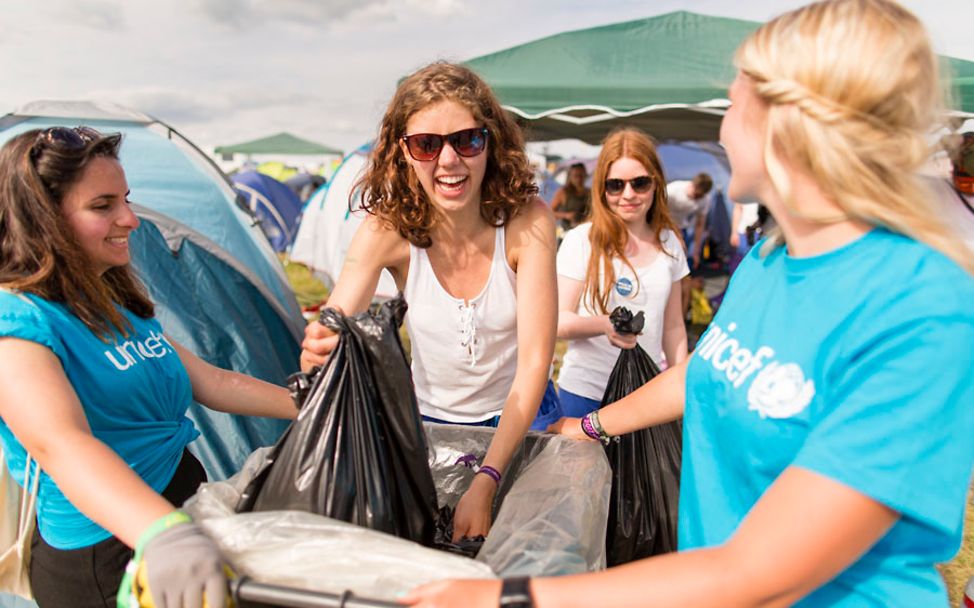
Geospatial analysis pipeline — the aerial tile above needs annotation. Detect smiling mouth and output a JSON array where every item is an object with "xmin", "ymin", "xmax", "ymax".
[
  {"xmin": 435, "ymin": 175, "xmax": 468, "ymax": 191},
  {"xmin": 106, "ymin": 237, "xmax": 129, "ymax": 245}
]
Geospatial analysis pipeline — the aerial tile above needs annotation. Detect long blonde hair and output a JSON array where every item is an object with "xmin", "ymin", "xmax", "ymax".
[{"xmin": 736, "ymin": 0, "xmax": 973, "ymax": 274}]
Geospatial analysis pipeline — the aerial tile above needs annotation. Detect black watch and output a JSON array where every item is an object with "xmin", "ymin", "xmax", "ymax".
[{"xmin": 499, "ymin": 576, "xmax": 534, "ymax": 607}]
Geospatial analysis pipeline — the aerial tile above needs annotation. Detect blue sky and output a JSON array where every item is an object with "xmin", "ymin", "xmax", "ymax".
[{"xmin": 2, "ymin": 0, "xmax": 971, "ymax": 153}]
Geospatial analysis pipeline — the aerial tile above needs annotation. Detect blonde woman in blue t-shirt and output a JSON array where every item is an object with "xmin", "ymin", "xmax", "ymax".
[{"xmin": 403, "ymin": 1, "xmax": 974, "ymax": 606}]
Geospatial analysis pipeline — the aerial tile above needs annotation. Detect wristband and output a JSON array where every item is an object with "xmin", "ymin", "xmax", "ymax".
[
  {"xmin": 580, "ymin": 413, "xmax": 601, "ymax": 441},
  {"xmin": 499, "ymin": 576, "xmax": 534, "ymax": 607},
  {"xmin": 118, "ymin": 510, "xmax": 193, "ymax": 608},
  {"xmin": 582, "ymin": 411, "xmax": 612, "ymax": 445},
  {"xmin": 477, "ymin": 465, "xmax": 502, "ymax": 485}
]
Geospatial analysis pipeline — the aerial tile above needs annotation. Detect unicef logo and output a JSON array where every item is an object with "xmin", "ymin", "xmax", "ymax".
[
  {"xmin": 615, "ymin": 277, "xmax": 634, "ymax": 297},
  {"xmin": 746, "ymin": 362, "xmax": 815, "ymax": 419}
]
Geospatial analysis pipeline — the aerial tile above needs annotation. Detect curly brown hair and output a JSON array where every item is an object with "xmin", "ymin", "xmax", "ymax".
[
  {"xmin": 356, "ymin": 61, "xmax": 538, "ymax": 248},
  {"xmin": 585, "ymin": 128, "xmax": 680, "ymax": 315},
  {"xmin": 0, "ymin": 128, "xmax": 154, "ymax": 339}
]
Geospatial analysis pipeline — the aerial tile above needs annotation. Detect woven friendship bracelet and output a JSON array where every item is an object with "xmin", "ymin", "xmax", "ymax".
[{"xmin": 587, "ymin": 411, "xmax": 612, "ymax": 445}]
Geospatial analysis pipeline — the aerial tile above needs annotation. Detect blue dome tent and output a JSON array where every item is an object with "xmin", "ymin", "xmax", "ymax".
[
  {"xmin": 232, "ymin": 169, "xmax": 304, "ymax": 251},
  {"xmin": 0, "ymin": 102, "xmax": 303, "ymax": 483}
]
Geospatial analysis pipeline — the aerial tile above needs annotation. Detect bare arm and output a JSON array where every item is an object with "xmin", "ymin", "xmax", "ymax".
[
  {"xmin": 171, "ymin": 340, "xmax": 295, "ymax": 419},
  {"xmin": 548, "ymin": 353, "xmax": 688, "ymax": 440},
  {"xmin": 451, "ymin": 200, "xmax": 558, "ymax": 540},
  {"xmin": 404, "ymin": 467, "xmax": 898, "ymax": 607},
  {"xmin": 300, "ymin": 215, "xmax": 408, "ymax": 372},
  {"xmin": 660, "ymin": 280, "xmax": 688, "ymax": 366},
  {"xmin": 0, "ymin": 338, "xmax": 173, "ymax": 547},
  {"xmin": 550, "ymin": 188, "xmax": 572, "ymax": 220}
]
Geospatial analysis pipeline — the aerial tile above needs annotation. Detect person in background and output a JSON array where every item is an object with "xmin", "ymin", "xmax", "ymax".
[
  {"xmin": 0, "ymin": 127, "xmax": 296, "ymax": 607},
  {"xmin": 550, "ymin": 162, "xmax": 591, "ymax": 231},
  {"xmin": 667, "ymin": 173, "xmax": 713, "ymax": 320},
  {"xmin": 403, "ymin": 0, "xmax": 974, "ymax": 605},
  {"xmin": 299, "ymin": 61, "xmax": 558, "ymax": 543},
  {"xmin": 666, "ymin": 172, "xmax": 713, "ymax": 269},
  {"xmin": 555, "ymin": 128, "xmax": 688, "ymax": 418}
]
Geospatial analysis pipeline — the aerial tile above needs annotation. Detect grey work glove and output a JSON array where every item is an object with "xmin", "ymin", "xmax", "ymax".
[{"xmin": 141, "ymin": 522, "xmax": 227, "ymax": 608}]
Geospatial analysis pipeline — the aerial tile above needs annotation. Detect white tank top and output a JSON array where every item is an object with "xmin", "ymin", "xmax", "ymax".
[{"xmin": 403, "ymin": 227, "xmax": 518, "ymax": 423}]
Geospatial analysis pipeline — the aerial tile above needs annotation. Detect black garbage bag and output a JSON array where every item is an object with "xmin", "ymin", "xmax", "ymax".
[
  {"xmin": 602, "ymin": 307, "xmax": 682, "ymax": 566},
  {"xmin": 236, "ymin": 295, "xmax": 439, "ymax": 546}
]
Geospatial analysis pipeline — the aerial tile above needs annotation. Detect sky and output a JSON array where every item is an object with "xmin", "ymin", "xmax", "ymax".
[{"xmin": 2, "ymin": 0, "xmax": 972, "ymax": 156}]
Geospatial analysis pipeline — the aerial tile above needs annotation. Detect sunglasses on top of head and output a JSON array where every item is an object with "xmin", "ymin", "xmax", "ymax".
[
  {"xmin": 604, "ymin": 175, "xmax": 654, "ymax": 196},
  {"xmin": 29, "ymin": 126, "xmax": 101, "ymax": 163},
  {"xmin": 401, "ymin": 127, "xmax": 488, "ymax": 162}
]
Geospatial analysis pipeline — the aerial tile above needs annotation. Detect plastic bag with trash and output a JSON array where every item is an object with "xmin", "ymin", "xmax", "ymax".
[
  {"xmin": 235, "ymin": 295, "xmax": 439, "ymax": 546},
  {"xmin": 601, "ymin": 307, "xmax": 682, "ymax": 566}
]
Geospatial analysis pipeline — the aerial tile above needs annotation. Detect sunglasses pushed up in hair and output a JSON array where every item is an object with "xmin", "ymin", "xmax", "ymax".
[
  {"xmin": 29, "ymin": 126, "xmax": 101, "ymax": 163},
  {"xmin": 401, "ymin": 127, "xmax": 488, "ymax": 162},
  {"xmin": 604, "ymin": 175, "xmax": 654, "ymax": 196}
]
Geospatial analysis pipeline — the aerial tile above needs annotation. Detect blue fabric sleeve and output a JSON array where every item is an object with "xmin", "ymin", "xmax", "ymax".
[
  {"xmin": 793, "ymin": 312, "xmax": 974, "ymax": 536},
  {"xmin": 0, "ymin": 291, "xmax": 66, "ymax": 361}
]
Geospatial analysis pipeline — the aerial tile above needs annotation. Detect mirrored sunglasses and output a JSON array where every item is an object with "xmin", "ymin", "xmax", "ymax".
[{"xmin": 401, "ymin": 127, "xmax": 488, "ymax": 162}]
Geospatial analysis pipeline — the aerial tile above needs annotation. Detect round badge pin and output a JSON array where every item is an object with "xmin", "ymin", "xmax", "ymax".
[{"xmin": 615, "ymin": 277, "xmax": 634, "ymax": 296}]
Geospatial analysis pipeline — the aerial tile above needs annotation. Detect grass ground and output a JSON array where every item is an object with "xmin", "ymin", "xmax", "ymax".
[{"xmin": 282, "ymin": 259, "xmax": 973, "ymax": 604}]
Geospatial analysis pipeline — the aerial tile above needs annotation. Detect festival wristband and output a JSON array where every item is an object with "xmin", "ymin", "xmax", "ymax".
[
  {"xmin": 580, "ymin": 414, "xmax": 601, "ymax": 441},
  {"xmin": 477, "ymin": 465, "xmax": 502, "ymax": 485},
  {"xmin": 117, "ymin": 511, "xmax": 193, "ymax": 608}
]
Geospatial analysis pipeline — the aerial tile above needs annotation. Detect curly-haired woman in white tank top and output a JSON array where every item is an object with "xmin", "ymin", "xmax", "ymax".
[{"xmin": 299, "ymin": 61, "xmax": 559, "ymax": 543}]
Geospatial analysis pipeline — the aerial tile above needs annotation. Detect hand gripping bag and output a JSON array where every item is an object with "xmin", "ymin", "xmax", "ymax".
[
  {"xmin": 601, "ymin": 307, "xmax": 682, "ymax": 566},
  {"xmin": 236, "ymin": 295, "xmax": 438, "ymax": 546}
]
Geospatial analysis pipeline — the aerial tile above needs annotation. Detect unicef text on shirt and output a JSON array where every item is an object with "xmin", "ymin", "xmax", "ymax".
[{"xmin": 103, "ymin": 330, "xmax": 175, "ymax": 371}]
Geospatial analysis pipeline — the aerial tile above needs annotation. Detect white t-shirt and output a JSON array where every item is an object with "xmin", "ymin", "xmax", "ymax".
[
  {"xmin": 734, "ymin": 202, "xmax": 760, "ymax": 234},
  {"xmin": 666, "ymin": 181, "xmax": 710, "ymax": 230},
  {"xmin": 556, "ymin": 224, "xmax": 689, "ymax": 401}
]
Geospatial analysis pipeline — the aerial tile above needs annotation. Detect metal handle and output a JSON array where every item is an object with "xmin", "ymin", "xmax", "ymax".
[{"xmin": 232, "ymin": 577, "xmax": 400, "ymax": 608}]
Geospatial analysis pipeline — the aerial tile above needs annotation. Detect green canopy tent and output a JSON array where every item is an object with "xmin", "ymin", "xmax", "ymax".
[
  {"xmin": 465, "ymin": 10, "xmax": 974, "ymax": 144},
  {"xmin": 215, "ymin": 131, "xmax": 342, "ymax": 156}
]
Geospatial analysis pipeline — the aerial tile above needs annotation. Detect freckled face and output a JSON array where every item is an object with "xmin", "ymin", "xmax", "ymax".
[{"xmin": 60, "ymin": 157, "xmax": 139, "ymax": 276}]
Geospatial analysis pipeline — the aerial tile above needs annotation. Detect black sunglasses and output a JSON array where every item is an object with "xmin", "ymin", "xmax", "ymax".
[
  {"xmin": 30, "ymin": 126, "xmax": 101, "ymax": 163},
  {"xmin": 401, "ymin": 127, "xmax": 488, "ymax": 162},
  {"xmin": 604, "ymin": 175, "xmax": 654, "ymax": 196}
]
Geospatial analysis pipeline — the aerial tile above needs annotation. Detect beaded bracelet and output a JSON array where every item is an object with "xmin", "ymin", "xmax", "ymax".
[{"xmin": 477, "ymin": 465, "xmax": 502, "ymax": 485}]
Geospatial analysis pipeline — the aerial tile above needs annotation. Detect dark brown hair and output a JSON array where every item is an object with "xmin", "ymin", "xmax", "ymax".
[
  {"xmin": 356, "ymin": 61, "xmax": 538, "ymax": 247},
  {"xmin": 0, "ymin": 128, "xmax": 153, "ymax": 339}
]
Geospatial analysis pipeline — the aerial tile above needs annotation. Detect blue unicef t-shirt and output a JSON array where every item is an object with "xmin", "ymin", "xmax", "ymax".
[
  {"xmin": 0, "ymin": 291, "xmax": 198, "ymax": 549},
  {"xmin": 682, "ymin": 229, "xmax": 974, "ymax": 607}
]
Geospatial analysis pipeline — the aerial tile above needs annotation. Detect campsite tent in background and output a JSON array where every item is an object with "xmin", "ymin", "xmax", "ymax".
[
  {"xmin": 290, "ymin": 144, "xmax": 398, "ymax": 299},
  {"xmin": 232, "ymin": 169, "xmax": 304, "ymax": 251},
  {"xmin": 215, "ymin": 131, "xmax": 342, "ymax": 156},
  {"xmin": 214, "ymin": 131, "xmax": 343, "ymax": 179},
  {"xmin": 465, "ymin": 10, "xmax": 974, "ymax": 144},
  {"xmin": 0, "ymin": 101, "xmax": 303, "ymax": 482}
]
